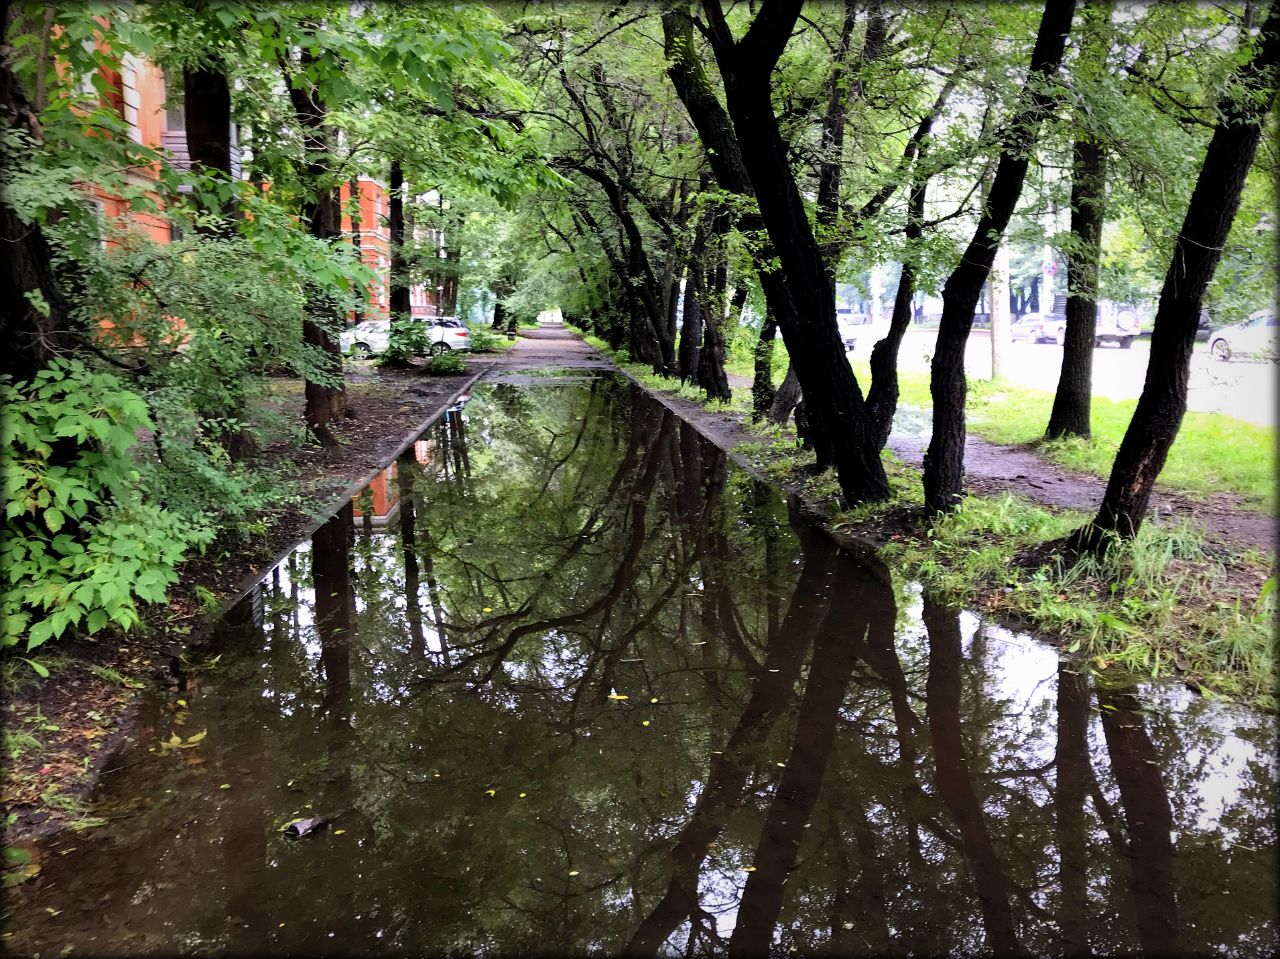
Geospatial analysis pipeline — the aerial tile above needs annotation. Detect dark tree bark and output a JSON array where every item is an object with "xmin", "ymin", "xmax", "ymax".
[
  {"xmin": 766, "ymin": 365, "xmax": 800, "ymax": 425},
  {"xmin": 699, "ymin": 0, "xmax": 890, "ymax": 505},
  {"xmin": 676, "ymin": 265, "xmax": 702, "ymax": 384},
  {"xmin": 864, "ymin": 74, "xmax": 957, "ymax": 450},
  {"xmin": 923, "ymin": 1, "xmax": 1076, "ymax": 512},
  {"xmin": 696, "ymin": 244, "xmax": 734, "ymax": 402},
  {"xmin": 0, "ymin": 5, "xmax": 78, "ymax": 381},
  {"xmin": 750, "ymin": 307, "xmax": 777, "ymax": 420},
  {"xmin": 1046, "ymin": 0, "xmax": 1115, "ymax": 440},
  {"xmin": 1046, "ymin": 134, "xmax": 1105, "ymax": 440},
  {"xmin": 182, "ymin": 63, "xmax": 236, "ymax": 223},
  {"xmin": 388, "ymin": 161, "xmax": 410, "ymax": 320},
  {"xmin": 1069, "ymin": 2, "xmax": 1280, "ymax": 548},
  {"xmin": 281, "ymin": 50, "xmax": 346, "ymax": 442}
]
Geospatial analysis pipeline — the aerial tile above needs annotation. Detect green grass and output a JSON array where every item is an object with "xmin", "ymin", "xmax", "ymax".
[
  {"xmin": 864, "ymin": 489, "xmax": 1277, "ymax": 709},
  {"xmin": 853, "ymin": 362, "xmax": 1276, "ymax": 512}
]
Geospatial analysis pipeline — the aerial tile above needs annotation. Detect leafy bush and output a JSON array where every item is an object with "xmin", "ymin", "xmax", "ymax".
[
  {"xmin": 2, "ymin": 360, "xmax": 215, "ymax": 652},
  {"xmin": 428, "ymin": 353, "xmax": 465, "ymax": 374},
  {"xmin": 467, "ymin": 324, "xmax": 511, "ymax": 353},
  {"xmin": 380, "ymin": 315, "xmax": 429, "ymax": 365}
]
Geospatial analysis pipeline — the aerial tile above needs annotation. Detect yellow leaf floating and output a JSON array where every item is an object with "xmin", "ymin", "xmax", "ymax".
[
  {"xmin": 485, "ymin": 789, "xmax": 496, "ymax": 796},
  {"xmin": 334, "ymin": 829, "xmax": 346, "ymax": 836},
  {"xmin": 649, "ymin": 698, "xmax": 658, "ymax": 704},
  {"xmin": 483, "ymin": 607, "xmax": 493, "ymax": 613},
  {"xmin": 642, "ymin": 721, "xmax": 651, "ymax": 727},
  {"xmin": 743, "ymin": 866, "xmax": 757, "ymax": 873},
  {"xmin": 607, "ymin": 693, "xmax": 629, "ymax": 701},
  {"xmin": 519, "ymin": 792, "xmax": 527, "ymax": 798},
  {"xmin": 568, "ymin": 870, "xmax": 579, "ymax": 877}
]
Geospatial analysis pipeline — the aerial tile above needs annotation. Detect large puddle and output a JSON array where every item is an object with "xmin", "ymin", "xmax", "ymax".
[{"xmin": 5, "ymin": 375, "xmax": 1277, "ymax": 956}]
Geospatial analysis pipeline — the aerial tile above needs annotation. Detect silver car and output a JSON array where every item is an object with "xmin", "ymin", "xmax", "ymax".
[
  {"xmin": 340, "ymin": 318, "xmax": 472, "ymax": 359},
  {"xmin": 1209, "ymin": 312, "xmax": 1279, "ymax": 362}
]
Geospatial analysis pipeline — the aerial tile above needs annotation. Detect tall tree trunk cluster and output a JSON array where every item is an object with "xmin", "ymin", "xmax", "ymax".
[
  {"xmin": 1070, "ymin": 0, "xmax": 1280, "ymax": 549},
  {"xmin": 923, "ymin": 0, "xmax": 1077, "ymax": 512}
]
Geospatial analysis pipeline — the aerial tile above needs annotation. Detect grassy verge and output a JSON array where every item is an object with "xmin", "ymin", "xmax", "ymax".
[
  {"xmin": 741, "ymin": 430, "xmax": 1276, "ymax": 709},
  {"xmin": 569, "ymin": 323, "xmax": 1276, "ymax": 709},
  {"xmin": 852, "ymin": 361, "xmax": 1275, "ymax": 512}
]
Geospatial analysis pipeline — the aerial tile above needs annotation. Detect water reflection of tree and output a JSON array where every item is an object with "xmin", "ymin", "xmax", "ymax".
[{"xmin": 11, "ymin": 379, "xmax": 1278, "ymax": 958}]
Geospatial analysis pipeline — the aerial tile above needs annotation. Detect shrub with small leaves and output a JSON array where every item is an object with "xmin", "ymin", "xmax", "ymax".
[{"xmin": 427, "ymin": 353, "xmax": 465, "ymax": 374}]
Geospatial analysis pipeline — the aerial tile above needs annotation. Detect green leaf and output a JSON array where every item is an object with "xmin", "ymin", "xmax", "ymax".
[{"xmin": 18, "ymin": 658, "xmax": 49, "ymax": 678}]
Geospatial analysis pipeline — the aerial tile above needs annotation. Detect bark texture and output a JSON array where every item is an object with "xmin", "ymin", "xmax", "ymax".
[
  {"xmin": 700, "ymin": 0, "xmax": 890, "ymax": 504},
  {"xmin": 1046, "ymin": 0, "xmax": 1115, "ymax": 440},
  {"xmin": 1070, "ymin": 1, "xmax": 1279, "ymax": 548},
  {"xmin": 923, "ymin": 0, "xmax": 1076, "ymax": 511},
  {"xmin": 281, "ymin": 50, "xmax": 346, "ymax": 439}
]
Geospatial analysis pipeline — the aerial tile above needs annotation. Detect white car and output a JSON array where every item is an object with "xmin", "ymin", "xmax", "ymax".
[
  {"xmin": 1010, "ymin": 312, "xmax": 1065, "ymax": 344},
  {"xmin": 1209, "ymin": 313, "xmax": 1278, "ymax": 362},
  {"xmin": 340, "ymin": 317, "xmax": 472, "ymax": 359}
]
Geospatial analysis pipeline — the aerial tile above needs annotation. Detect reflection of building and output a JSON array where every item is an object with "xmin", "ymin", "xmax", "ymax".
[
  {"xmin": 351, "ymin": 438, "xmax": 438, "ymax": 527},
  {"xmin": 74, "ymin": 25, "xmax": 441, "ymax": 335}
]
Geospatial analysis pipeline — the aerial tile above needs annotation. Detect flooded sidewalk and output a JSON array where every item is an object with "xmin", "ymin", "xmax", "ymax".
[{"xmin": 5, "ymin": 374, "xmax": 1276, "ymax": 957}]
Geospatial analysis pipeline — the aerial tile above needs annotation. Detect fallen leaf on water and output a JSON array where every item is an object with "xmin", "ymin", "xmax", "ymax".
[
  {"xmin": 483, "ymin": 607, "xmax": 493, "ymax": 613},
  {"xmin": 607, "ymin": 693, "xmax": 629, "ymax": 701},
  {"xmin": 334, "ymin": 829, "xmax": 346, "ymax": 835},
  {"xmin": 219, "ymin": 784, "xmax": 231, "ymax": 790},
  {"xmin": 186, "ymin": 730, "xmax": 207, "ymax": 744},
  {"xmin": 519, "ymin": 792, "xmax": 527, "ymax": 798},
  {"xmin": 649, "ymin": 698, "xmax": 658, "ymax": 704},
  {"xmin": 642, "ymin": 720, "xmax": 650, "ymax": 727},
  {"xmin": 485, "ymin": 789, "xmax": 496, "ymax": 796},
  {"xmin": 568, "ymin": 870, "xmax": 579, "ymax": 877},
  {"xmin": 176, "ymin": 699, "xmax": 187, "ymax": 708},
  {"xmin": 743, "ymin": 866, "xmax": 757, "ymax": 873}
]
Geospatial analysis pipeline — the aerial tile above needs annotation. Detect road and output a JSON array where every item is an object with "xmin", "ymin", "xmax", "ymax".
[{"xmin": 847, "ymin": 328, "xmax": 1277, "ymax": 428}]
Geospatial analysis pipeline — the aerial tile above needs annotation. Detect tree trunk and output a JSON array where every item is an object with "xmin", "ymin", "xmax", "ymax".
[
  {"xmin": 866, "ymin": 167, "xmax": 929, "ymax": 449},
  {"xmin": 697, "ymin": 266, "xmax": 735, "ymax": 402},
  {"xmin": 766, "ymin": 365, "xmax": 800, "ymax": 425},
  {"xmin": 923, "ymin": 0, "xmax": 1075, "ymax": 512},
  {"xmin": 702, "ymin": 0, "xmax": 890, "ymax": 505},
  {"xmin": 1046, "ymin": 0, "xmax": 1115, "ymax": 440},
  {"xmin": 1046, "ymin": 135, "xmax": 1105, "ymax": 440},
  {"xmin": 182, "ymin": 63, "xmax": 235, "ymax": 223},
  {"xmin": 1069, "ymin": 3, "xmax": 1279, "ymax": 549},
  {"xmin": 751, "ymin": 308, "xmax": 777, "ymax": 420},
  {"xmin": 282, "ymin": 52, "xmax": 346, "ymax": 441},
  {"xmin": 0, "ymin": 6, "xmax": 79, "ymax": 380},
  {"xmin": 491, "ymin": 298, "xmax": 506, "ymax": 331},
  {"xmin": 388, "ymin": 161, "xmax": 410, "ymax": 319},
  {"xmin": 677, "ymin": 266, "xmax": 702, "ymax": 384}
]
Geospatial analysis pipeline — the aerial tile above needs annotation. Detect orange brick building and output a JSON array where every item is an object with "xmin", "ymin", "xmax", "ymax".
[{"xmin": 85, "ymin": 43, "xmax": 439, "ymax": 332}]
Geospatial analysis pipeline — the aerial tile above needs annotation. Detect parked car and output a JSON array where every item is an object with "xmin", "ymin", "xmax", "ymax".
[
  {"xmin": 340, "ymin": 318, "xmax": 472, "ymax": 358},
  {"xmin": 1010, "ymin": 312, "xmax": 1065, "ymax": 344},
  {"xmin": 1208, "ymin": 313, "xmax": 1278, "ymax": 362},
  {"xmin": 1010, "ymin": 309, "xmax": 1138, "ymax": 348},
  {"xmin": 836, "ymin": 318, "xmax": 859, "ymax": 351}
]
